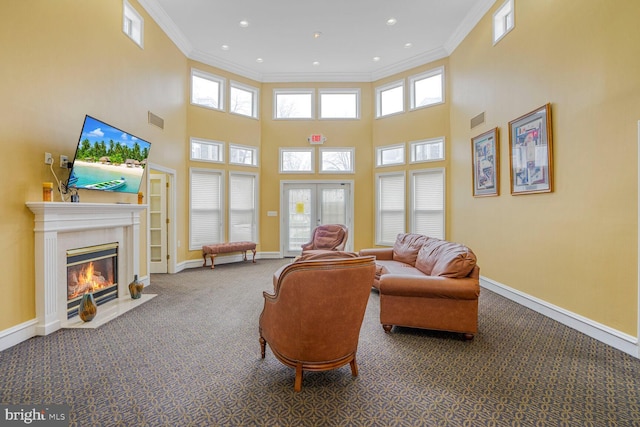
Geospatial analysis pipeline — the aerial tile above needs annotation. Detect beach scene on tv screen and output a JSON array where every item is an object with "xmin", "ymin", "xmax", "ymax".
[{"xmin": 69, "ymin": 116, "xmax": 150, "ymax": 194}]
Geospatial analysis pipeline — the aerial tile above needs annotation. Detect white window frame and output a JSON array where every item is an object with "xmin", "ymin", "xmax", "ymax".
[
  {"xmin": 376, "ymin": 171, "xmax": 406, "ymax": 246},
  {"xmin": 319, "ymin": 89, "xmax": 361, "ymax": 120},
  {"xmin": 319, "ymin": 147, "xmax": 355, "ymax": 174},
  {"xmin": 410, "ymin": 137, "xmax": 445, "ymax": 163},
  {"xmin": 191, "ymin": 68, "xmax": 226, "ymax": 111},
  {"xmin": 228, "ymin": 172, "xmax": 259, "ymax": 243},
  {"xmin": 189, "ymin": 168, "xmax": 224, "ymax": 250},
  {"xmin": 493, "ymin": 0, "xmax": 515, "ymax": 45},
  {"xmin": 410, "ymin": 168, "xmax": 445, "ymax": 240},
  {"xmin": 190, "ymin": 137, "xmax": 225, "ymax": 163},
  {"xmin": 229, "ymin": 143, "xmax": 259, "ymax": 167},
  {"xmin": 409, "ymin": 67, "xmax": 445, "ymax": 110},
  {"xmin": 279, "ymin": 148, "xmax": 315, "ymax": 173},
  {"xmin": 123, "ymin": 0, "xmax": 144, "ymax": 48},
  {"xmin": 273, "ymin": 89, "xmax": 315, "ymax": 120},
  {"xmin": 376, "ymin": 143, "xmax": 406, "ymax": 167},
  {"xmin": 230, "ymin": 81, "xmax": 259, "ymax": 119},
  {"xmin": 375, "ymin": 79, "xmax": 405, "ymax": 118}
]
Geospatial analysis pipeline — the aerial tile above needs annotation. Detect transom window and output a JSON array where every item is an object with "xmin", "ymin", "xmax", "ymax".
[
  {"xmin": 190, "ymin": 138, "xmax": 224, "ymax": 163},
  {"xmin": 319, "ymin": 89, "xmax": 360, "ymax": 119},
  {"xmin": 410, "ymin": 137, "xmax": 445, "ymax": 163},
  {"xmin": 409, "ymin": 67, "xmax": 444, "ymax": 110},
  {"xmin": 274, "ymin": 89, "xmax": 314, "ymax": 119},
  {"xmin": 191, "ymin": 68, "xmax": 225, "ymax": 111},
  {"xmin": 376, "ymin": 143, "xmax": 405, "ymax": 167},
  {"xmin": 230, "ymin": 81, "xmax": 259, "ymax": 119},
  {"xmin": 376, "ymin": 80, "xmax": 404, "ymax": 118},
  {"xmin": 493, "ymin": 0, "xmax": 515, "ymax": 45},
  {"xmin": 123, "ymin": 0, "xmax": 143, "ymax": 48},
  {"xmin": 319, "ymin": 148, "xmax": 355, "ymax": 173},
  {"xmin": 229, "ymin": 143, "xmax": 258, "ymax": 167},
  {"xmin": 280, "ymin": 148, "xmax": 314, "ymax": 173}
]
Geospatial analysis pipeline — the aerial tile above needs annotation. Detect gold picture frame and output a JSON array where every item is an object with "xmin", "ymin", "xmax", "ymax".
[
  {"xmin": 471, "ymin": 127, "xmax": 499, "ymax": 197},
  {"xmin": 508, "ymin": 104, "xmax": 553, "ymax": 195}
]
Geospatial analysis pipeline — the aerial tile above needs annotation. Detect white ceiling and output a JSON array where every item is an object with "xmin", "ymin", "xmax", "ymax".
[{"xmin": 138, "ymin": 0, "xmax": 496, "ymax": 82}]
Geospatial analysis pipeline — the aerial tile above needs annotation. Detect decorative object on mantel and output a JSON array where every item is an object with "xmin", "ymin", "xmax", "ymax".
[
  {"xmin": 128, "ymin": 275, "xmax": 144, "ymax": 299},
  {"xmin": 42, "ymin": 182, "xmax": 53, "ymax": 202},
  {"xmin": 137, "ymin": 192, "xmax": 144, "ymax": 204},
  {"xmin": 78, "ymin": 292, "xmax": 97, "ymax": 322}
]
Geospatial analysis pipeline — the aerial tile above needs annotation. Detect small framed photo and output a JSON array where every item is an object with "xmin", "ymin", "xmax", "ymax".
[
  {"xmin": 472, "ymin": 127, "xmax": 499, "ymax": 197},
  {"xmin": 508, "ymin": 104, "xmax": 553, "ymax": 195}
]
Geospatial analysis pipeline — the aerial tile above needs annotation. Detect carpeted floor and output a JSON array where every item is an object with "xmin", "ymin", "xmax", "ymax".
[{"xmin": 2, "ymin": 258, "xmax": 640, "ymax": 426}]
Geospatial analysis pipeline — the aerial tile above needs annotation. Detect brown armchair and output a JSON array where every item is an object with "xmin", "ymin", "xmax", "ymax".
[
  {"xmin": 259, "ymin": 256, "xmax": 376, "ymax": 392},
  {"xmin": 300, "ymin": 224, "xmax": 348, "ymax": 252}
]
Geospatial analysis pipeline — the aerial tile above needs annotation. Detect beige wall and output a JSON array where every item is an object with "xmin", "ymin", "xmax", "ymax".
[
  {"xmin": 2, "ymin": 0, "xmax": 639, "ymax": 341},
  {"xmin": 449, "ymin": 0, "xmax": 640, "ymax": 335},
  {"xmin": 0, "ymin": 0, "xmax": 187, "ymax": 330}
]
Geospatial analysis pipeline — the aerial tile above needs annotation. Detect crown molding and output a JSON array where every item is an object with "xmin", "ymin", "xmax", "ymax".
[
  {"xmin": 370, "ymin": 48, "xmax": 449, "ymax": 82},
  {"xmin": 137, "ymin": 0, "xmax": 193, "ymax": 57},
  {"xmin": 444, "ymin": 0, "xmax": 496, "ymax": 54},
  {"xmin": 189, "ymin": 50, "xmax": 264, "ymax": 82}
]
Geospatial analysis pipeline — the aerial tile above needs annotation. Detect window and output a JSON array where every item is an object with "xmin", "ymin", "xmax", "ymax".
[
  {"xmin": 190, "ymin": 138, "xmax": 224, "ymax": 163},
  {"xmin": 319, "ymin": 89, "xmax": 360, "ymax": 119},
  {"xmin": 189, "ymin": 168, "xmax": 224, "ymax": 250},
  {"xmin": 274, "ymin": 89, "xmax": 314, "ymax": 119},
  {"xmin": 123, "ymin": 0, "xmax": 143, "ymax": 48},
  {"xmin": 229, "ymin": 143, "xmax": 258, "ymax": 167},
  {"xmin": 409, "ymin": 67, "xmax": 444, "ymax": 110},
  {"xmin": 410, "ymin": 169, "xmax": 445, "ymax": 239},
  {"xmin": 410, "ymin": 137, "xmax": 445, "ymax": 163},
  {"xmin": 230, "ymin": 81, "xmax": 259, "ymax": 119},
  {"xmin": 319, "ymin": 148, "xmax": 355, "ymax": 173},
  {"xmin": 191, "ymin": 69, "xmax": 225, "ymax": 111},
  {"xmin": 280, "ymin": 148, "xmax": 314, "ymax": 173},
  {"xmin": 229, "ymin": 172, "xmax": 258, "ymax": 243},
  {"xmin": 493, "ymin": 0, "xmax": 515, "ymax": 44},
  {"xmin": 376, "ymin": 172, "xmax": 405, "ymax": 245},
  {"xmin": 376, "ymin": 143, "xmax": 405, "ymax": 167},
  {"xmin": 376, "ymin": 80, "xmax": 404, "ymax": 118}
]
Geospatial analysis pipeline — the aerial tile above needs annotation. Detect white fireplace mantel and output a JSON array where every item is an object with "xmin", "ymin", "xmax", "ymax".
[{"xmin": 26, "ymin": 202, "xmax": 150, "ymax": 335}]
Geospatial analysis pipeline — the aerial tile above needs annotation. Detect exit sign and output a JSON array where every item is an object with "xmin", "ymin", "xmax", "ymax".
[{"xmin": 308, "ymin": 134, "xmax": 326, "ymax": 144}]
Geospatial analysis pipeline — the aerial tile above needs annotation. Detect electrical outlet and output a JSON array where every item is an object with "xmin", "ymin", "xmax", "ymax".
[
  {"xmin": 44, "ymin": 152, "xmax": 53, "ymax": 165},
  {"xmin": 60, "ymin": 155, "xmax": 68, "ymax": 168}
]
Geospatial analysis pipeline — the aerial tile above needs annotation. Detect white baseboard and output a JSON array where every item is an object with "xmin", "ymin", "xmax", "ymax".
[
  {"xmin": 0, "ymin": 319, "xmax": 38, "ymax": 352},
  {"xmin": 481, "ymin": 276, "xmax": 639, "ymax": 358}
]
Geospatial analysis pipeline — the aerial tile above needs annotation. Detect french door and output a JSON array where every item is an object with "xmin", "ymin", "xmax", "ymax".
[{"xmin": 282, "ymin": 181, "xmax": 352, "ymax": 257}]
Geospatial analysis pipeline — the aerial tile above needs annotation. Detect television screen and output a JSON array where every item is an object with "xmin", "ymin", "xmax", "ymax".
[{"xmin": 67, "ymin": 115, "xmax": 151, "ymax": 194}]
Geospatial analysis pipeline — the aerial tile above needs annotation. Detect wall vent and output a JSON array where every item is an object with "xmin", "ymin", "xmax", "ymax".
[
  {"xmin": 148, "ymin": 111, "xmax": 164, "ymax": 129},
  {"xmin": 471, "ymin": 112, "xmax": 485, "ymax": 129}
]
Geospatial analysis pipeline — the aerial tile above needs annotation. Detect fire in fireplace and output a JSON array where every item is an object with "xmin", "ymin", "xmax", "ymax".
[{"xmin": 66, "ymin": 243, "xmax": 118, "ymax": 318}]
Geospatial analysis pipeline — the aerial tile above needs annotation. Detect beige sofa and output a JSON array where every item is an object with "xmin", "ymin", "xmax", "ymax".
[{"xmin": 359, "ymin": 233, "xmax": 480, "ymax": 339}]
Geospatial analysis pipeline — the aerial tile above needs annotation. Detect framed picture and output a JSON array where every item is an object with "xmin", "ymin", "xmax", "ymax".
[
  {"xmin": 471, "ymin": 127, "xmax": 499, "ymax": 197},
  {"xmin": 508, "ymin": 103, "xmax": 553, "ymax": 195}
]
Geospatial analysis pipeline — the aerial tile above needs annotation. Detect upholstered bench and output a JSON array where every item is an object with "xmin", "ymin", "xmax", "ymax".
[{"xmin": 202, "ymin": 241, "xmax": 257, "ymax": 269}]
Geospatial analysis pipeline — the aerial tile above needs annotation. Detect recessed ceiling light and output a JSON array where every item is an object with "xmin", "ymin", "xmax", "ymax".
[
  {"xmin": 404, "ymin": 42, "xmax": 413, "ymax": 48},
  {"xmin": 221, "ymin": 44, "xmax": 230, "ymax": 51},
  {"xmin": 313, "ymin": 31, "xmax": 322, "ymax": 39},
  {"xmin": 373, "ymin": 56, "xmax": 381, "ymax": 62},
  {"xmin": 239, "ymin": 20, "xmax": 249, "ymax": 28},
  {"xmin": 312, "ymin": 61, "xmax": 320, "ymax": 66},
  {"xmin": 256, "ymin": 58, "xmax": 263, "ymax": 63},
  {"xmin": 386, "ymin": 18, "xmax": 397, "ymax": 26}
]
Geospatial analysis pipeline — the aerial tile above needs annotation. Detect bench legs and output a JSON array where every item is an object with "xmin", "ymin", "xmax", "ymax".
[{"xmin": 202, "ymin": 249, "xmax": 257, "ymax": 269}]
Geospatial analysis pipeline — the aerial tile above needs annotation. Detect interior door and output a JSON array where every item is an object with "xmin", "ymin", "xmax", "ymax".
[
  {"xmin": 282, "ymin": 182, "xmax": 351, "ymax": 257},
  {"xmin": 149, "ymin": 173, "xmax": 168, "ymax": 273}
]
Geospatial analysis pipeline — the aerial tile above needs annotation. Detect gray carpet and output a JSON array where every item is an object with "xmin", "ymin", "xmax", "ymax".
[{"xmin": 2, "ymin": 258, "xmax": 640, "ymax": 426}]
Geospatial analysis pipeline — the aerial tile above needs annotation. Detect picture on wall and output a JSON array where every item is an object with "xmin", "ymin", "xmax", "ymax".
[
  {"xmin": 508, "ymin": 103, "xmax": 553, "ymax": 195},
  {"xmin": 471, "ymin": 127, "xmax": 500, "ymax": 197}
]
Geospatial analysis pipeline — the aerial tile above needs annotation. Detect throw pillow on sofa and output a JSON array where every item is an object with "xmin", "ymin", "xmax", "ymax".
[
  {"xmin": 415, "ymin": 239, "xmax": 477, "ymax": 278},
  {"xmin": 392, "ymin": 233, "xmax": 429, "ymax": 266}
]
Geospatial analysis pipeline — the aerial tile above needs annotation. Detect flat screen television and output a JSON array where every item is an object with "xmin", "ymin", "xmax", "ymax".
[{"xmin": 66, "ymin": 115, "xmax": 151, "ymax": 194}]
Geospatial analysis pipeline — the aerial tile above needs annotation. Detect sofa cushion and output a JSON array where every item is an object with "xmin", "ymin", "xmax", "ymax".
[
  {"xmin": 392, "ymin": 233, "xmax": 429, "ymax": 266},
  {"xmin": 415, "ymin": 239, "xmax": 476, "ymax": 278}
]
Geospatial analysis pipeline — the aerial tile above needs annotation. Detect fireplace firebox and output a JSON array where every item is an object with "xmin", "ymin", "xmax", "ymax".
[{"xmin": 66, "ymin": 243, "xmax": 118, "ymax": 319}]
